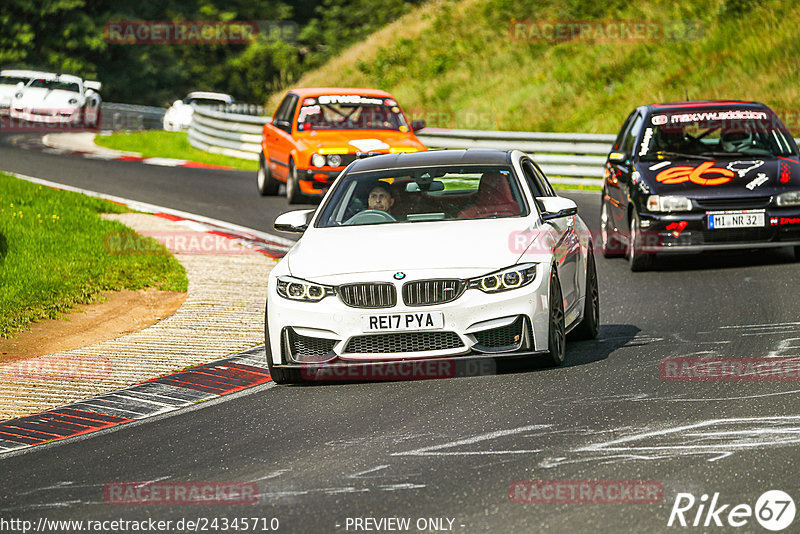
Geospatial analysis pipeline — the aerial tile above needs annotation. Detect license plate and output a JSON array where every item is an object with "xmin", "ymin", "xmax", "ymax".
[
  {"xmin": 707, "ymin": 210, "xmax": 765, "ymax": 230},
  {"xmin": 361, "ymin": 312, "xmax": 444, "ymax": 332}
]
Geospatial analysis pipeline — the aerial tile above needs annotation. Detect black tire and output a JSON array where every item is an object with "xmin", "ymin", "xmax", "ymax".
[
  {"xmin": 264, "ymin": 308, "xmax": 301, "ymax": 385},
  {"xmin": 627, "ymin": 210, "xmax": 653, "ymax": 272},
  {"xmin": 257, "ymin": 152, "xmax": 280, "ymax": 196},
  {"xmin": 545, "ymin": 270, "xmax": 566, "ymax": 366},
  {"xmin": 794, "ymin": 246, "xmax": 800, "ymax": 262},
  {"xmin": 600, "ymin": 198, "xmax": 624, "ymax": 257},
  {"xmin": 568, "ymin": 249, "xmax": 600, "ymax": 340},
  {"xmin": 286, "ymin": 158, "xmax": 303, "ymax": 205}
]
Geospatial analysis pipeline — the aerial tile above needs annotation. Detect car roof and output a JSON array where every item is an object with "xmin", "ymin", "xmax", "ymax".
[
  {"xmin": 641, "ymin": 100, "xmax": 770, "ymax": 114},
  {"xmin": 0, "ymin": 70, "xmax": 52, "ymax": 78},
  {"xmin": 347, "ymin": 149, "xmax": 512, "ymax": 173},
  {"xmin": 288, "ymin": 87, "xmax": 395, "ymax": 99},
  {"xmin": 186, "ymin": 91, "xmax": 234, "ymax": 101}
]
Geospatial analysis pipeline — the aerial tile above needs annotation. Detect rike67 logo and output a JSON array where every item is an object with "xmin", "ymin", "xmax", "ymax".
[{"xmin": 668, "ymin": 490, "xmax": 796, "ymax": 531}]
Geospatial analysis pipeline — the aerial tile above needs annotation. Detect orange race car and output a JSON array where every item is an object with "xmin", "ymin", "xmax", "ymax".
[{"xmin": 257, "ymin": 87, "xmax": 427, "ymax": 203}]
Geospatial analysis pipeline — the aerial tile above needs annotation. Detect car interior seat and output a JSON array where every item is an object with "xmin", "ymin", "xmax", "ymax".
[{"xmin": 456, "ymin": 172, "xmax": 520, "ymax": 219}]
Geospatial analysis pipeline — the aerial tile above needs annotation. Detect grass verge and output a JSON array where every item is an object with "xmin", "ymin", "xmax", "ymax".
[
  {"xmin": 278, "ymin": 0, "xmax": 800, "ymax": 135},
  {"xmin": 94, "ymin": 130, "xmax": 258, "ymax": 171},
  {"xmin": 0, "ymin": 173, "xmax": 188, "ymax": 338}
]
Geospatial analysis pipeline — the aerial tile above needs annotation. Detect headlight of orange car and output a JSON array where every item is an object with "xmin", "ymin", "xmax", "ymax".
[{"xmin": 311, "ymin": 154, "xmax": 344, "ymax": 167}]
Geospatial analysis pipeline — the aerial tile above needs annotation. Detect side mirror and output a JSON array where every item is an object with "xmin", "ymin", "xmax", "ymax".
[
  {"xmin": 608, "ymin": 151, "xmax": 628, "ymax": 164},
  {"xmin": 274, "ymin": 120, "xmax": 292, "ymax": 133},
  {"xmin": 274, "ymin": 209, "xmax": 313, "ymax": 233},
  {"xmin": 538, "ymin": 197, "xmax": 578, "ymax": 222},
  {"xmin": 410, "ymin": 119, "xmax": 426, "ymax": 132},
  {"xmin": 85, "ymin": 81, "xmax": 102, "ymax": 92},
  {"xmin": 172, "ymin": 100, "xmax": 183, "ymax": 107}
]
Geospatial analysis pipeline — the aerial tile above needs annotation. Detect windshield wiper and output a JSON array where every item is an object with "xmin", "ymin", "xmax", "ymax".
[
  {"xmin": 700, "ymin": 151, "xmax": 771, "ymax": 157},
  {"xmin": 646, "ymin": 151, "xmax": 712, "ymax": 161}
]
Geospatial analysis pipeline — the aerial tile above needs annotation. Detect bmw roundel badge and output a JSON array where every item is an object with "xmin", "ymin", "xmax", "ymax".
[{"xmin": 393, "ymin": 272, "xmax": 406, "ymax": 280}]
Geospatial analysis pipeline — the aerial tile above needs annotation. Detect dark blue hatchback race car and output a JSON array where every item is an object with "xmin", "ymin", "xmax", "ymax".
[{"xmin": 601, "ymin": 100, "xmax": 800, "ymax": 270}]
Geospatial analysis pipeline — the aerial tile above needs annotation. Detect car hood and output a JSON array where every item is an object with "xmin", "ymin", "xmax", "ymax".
[
  {"xmin": 638, "ymin": 157, "xmax": 800, "ymax": 197},
  {"xmin": 295, "ymin": 129, "xmax": 426, "ymax": 153},
  {"xmin": 286, "ymin": 218, "xmax": 537, "ymax": 279},
  {"xmin": 14, "ymin": 88, "xmax": 82, "ymax": 108}
]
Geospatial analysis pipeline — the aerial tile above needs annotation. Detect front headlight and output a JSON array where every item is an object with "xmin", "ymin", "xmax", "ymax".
[
  {"xmin": 776, "ymin": 191, "xmax": 800, "ymax": 207},
  {"xmin": 276, "ymin": 276, "xmax": 334, "ymax": 302},
  {"xmin": 311, "ymin": 154, "xmax": 326, "ymax": 167},
  {"xmin": 469, "ymin": 263, "xmax": 538, "ymax": 294},
  {"xmin": 327, "ymin": 154, "xmax": 342, "ymax": 167},
  {"xmin": 647, "ymin": 195, "xmax": 692, "ymax": 212}
]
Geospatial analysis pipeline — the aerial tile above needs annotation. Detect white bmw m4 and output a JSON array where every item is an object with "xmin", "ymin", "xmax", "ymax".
[{"xmin": 266, "ymin": 149, "xmax": 599, "ymax": 383}]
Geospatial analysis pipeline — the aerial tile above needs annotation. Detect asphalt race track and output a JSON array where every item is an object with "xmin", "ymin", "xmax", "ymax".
[{"xmin": 2, "ymin": 136, "xmax": 800, "ymax": 533}]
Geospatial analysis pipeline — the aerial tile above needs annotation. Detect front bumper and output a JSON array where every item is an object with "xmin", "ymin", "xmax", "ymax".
[
  {"xmin": 274, "ymin": 350, "xmax": 549, "ymax": 382},
  {"xmin": 297, "ymin": 168, "xmax": 343, "ymax": 196},
  {"xmin": 636, "ymin": 208, "xmax": 800, "ymax": 253},
  {"xmin": 266, "ymin": 271, "xmax": 552, "ymax": 367},
  {"xmin": 10, "ymin": 108, "xmax": 81, "ymax": 125}
]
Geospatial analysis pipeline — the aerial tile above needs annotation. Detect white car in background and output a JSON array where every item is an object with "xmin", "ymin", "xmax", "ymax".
[
  {"xmin": 265, "ymin": 149, "xmax": 600, "ymax": 384},
  {"xmin": 0, "ymin": 69, "xmax": 43, "ymax": 115},
  {"xmin": 162, "ymin": 91, "xmax": 234, "ymax": 130},
  {"xmin": 8, "ymin": 71, "xmax": 102, "ymax": 127}
]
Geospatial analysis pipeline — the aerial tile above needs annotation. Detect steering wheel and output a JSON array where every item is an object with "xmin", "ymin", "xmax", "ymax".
[{"xmin": 343, "ymin": 209, "xmax": 396, "ymax": 225}]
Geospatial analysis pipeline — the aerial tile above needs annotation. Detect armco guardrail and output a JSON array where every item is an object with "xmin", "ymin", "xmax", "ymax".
[
  {"xmin": 187, "ymin": 106, "xmax": 613, "ymax": 184},
  {"xmin": 188, "ymin": 105, "xmax": 269, "ymax": 161},
  {"xmin": 101, "ymin": 102, "xmax": 166, "ymax": 131},
  {"xmin": 417, "ymin": 128, "xmax": 614, "ymax": 183}
]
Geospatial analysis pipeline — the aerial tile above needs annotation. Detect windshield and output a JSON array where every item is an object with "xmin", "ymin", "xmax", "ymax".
[
  {"xmin": 27, "ymin": 78, "xmax": 80, "ymax": 92},
  {"xmin": 640, "ymin": 108, "xmax": 798, "ymax": 159},
  {"xmin": 186, "ymin": 97, "xmax": 230, "ymax": 106},
  {"xmin": 316, "ymin": 165, "xmax": 527, "ymax": 227},
  {"xmin": 0, "ymin": 75, "xmax": 29, "ymax": 86},
  {"xmin": 297, "ymin": 95, "xmax": 408, "ymax": 132}
]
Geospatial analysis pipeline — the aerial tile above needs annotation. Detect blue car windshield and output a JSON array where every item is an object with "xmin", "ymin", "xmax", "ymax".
[{"xmin": 640, "ymin": 108, "xmax": 798, "ymax": 159}]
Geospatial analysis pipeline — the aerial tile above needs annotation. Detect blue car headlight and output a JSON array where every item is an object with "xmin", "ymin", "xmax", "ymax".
[
  {"xmin": 469, "ymin": 263, "xmax": 538, "ymax": 293},
  {"xmin": 276, "ymin": 276, "xmax": 335, "ymax": 302},
  {"xmin": 776, "ymin": 191, "xmax": 800, "ymax": 207}
]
